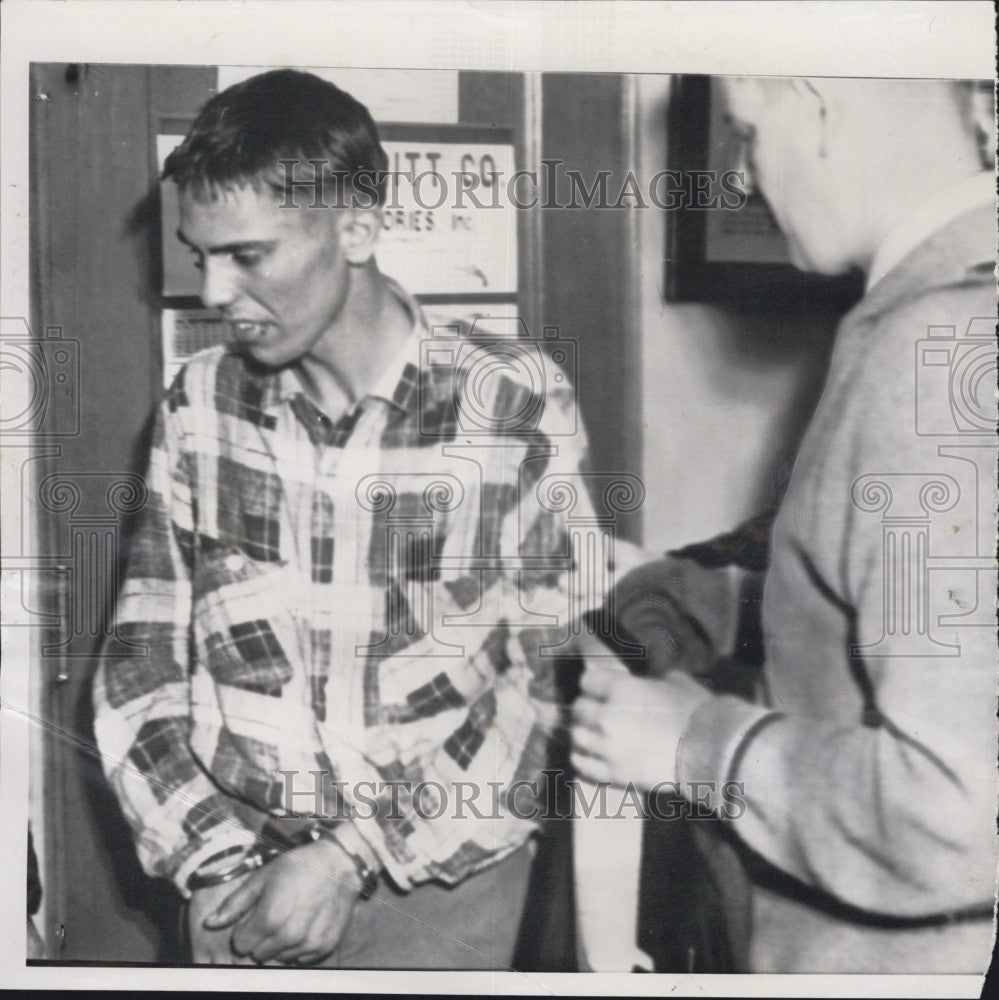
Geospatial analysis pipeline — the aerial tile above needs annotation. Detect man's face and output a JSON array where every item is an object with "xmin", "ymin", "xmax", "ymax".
[
  {"xmin": 720, "ymin": 77, "xmax": 844, "ymax": 275},
  {"xmin": 178, "ymin": 183, "xmax": 352, "ymax": 368}
]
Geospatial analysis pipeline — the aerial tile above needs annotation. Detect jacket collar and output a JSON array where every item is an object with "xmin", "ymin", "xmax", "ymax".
[
  {"xmin": 847, "ymin": 200, "xmax": 996, "ymax": 330},
  {"xmin": 866, "ymin": 171, "xmax": 996, "ymax": 294}
]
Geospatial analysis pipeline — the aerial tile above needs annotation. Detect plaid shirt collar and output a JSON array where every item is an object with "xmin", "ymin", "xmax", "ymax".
[{"xmin": 253, "ymin": 275, "xmax": 428, "ymax": 424}]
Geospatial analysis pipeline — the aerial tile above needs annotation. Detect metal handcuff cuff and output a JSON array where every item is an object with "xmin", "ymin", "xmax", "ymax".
[{"xmin": 187, "ymin": 822, "xmax": 379, "ymax": 900}]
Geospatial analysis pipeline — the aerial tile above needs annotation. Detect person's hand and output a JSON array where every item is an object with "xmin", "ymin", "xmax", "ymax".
[
  {"xmin": 199, "ymin": 838, "xmax": 363, "ymax": 966},
  {"xmin": 188, "ymin": 870, "xmax": 255, "ymax": 964},
  {"xmin": 571, "ymin": 651, "xmax": 714, "ymax": 790},
  {"xmin": 608, "ymin": 557, "xmax": 720, "ymax": 678}
]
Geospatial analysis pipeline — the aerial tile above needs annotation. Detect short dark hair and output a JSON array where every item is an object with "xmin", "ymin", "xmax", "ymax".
[{"xmin": 162, "ymin": 68, "xmax": 389, "ymax": 205}]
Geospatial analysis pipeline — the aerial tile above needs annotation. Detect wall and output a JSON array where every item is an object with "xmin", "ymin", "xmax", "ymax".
[
  {"xmin": 540, "ymin": 73, "xmax": 644, "ymax": 542},
  {"xmin": 633, "ymin": 75, "xmax": 842, "ymax": 552}
]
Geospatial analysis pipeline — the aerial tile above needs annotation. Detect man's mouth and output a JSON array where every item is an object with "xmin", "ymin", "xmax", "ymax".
[{"xmin": 229, "ymin": 320, "xmax": 276, "ymax": 343}]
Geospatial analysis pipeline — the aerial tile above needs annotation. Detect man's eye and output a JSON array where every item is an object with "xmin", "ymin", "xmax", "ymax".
[
  {"xmin": 233, "ymin": 251, "xmax": 263, "ymax": 268},
  {"xmin": 187, "ymin": 251, "xmax": 204, "ymax": 271}
]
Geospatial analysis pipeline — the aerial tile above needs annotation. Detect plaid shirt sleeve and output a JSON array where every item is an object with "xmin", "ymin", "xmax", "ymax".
[
  {"xmin": 92, "ymin": 388, "xmax": 259, "ymax": 896},
  {"xmin": 343, "ymin": 364, "xmax": 609, "ymax": 890}
]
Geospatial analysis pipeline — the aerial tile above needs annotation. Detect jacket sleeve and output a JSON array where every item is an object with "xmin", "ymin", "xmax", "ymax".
[{"xmin": 676, "ymin": 293, "xmax": 998, "ymax": 918}]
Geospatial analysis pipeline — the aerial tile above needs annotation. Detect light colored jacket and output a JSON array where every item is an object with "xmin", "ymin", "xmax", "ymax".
[{"xmin": 678, "ymin": 202, "xmax": 999, "ymax": 972}]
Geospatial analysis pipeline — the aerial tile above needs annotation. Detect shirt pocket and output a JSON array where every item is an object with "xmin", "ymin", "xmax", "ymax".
[{"xmin": 191, "ymin": 544, "xmax": 307, "ymax": 697}]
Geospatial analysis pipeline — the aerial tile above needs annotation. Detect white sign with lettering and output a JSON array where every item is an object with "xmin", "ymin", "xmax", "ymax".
[{"xmin": 377, "ymin": 140, "xmax": 518, "ymax": 296}]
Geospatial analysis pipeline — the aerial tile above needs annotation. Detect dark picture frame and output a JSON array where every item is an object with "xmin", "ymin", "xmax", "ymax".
[{"xmin": 664, "ymin": 74, "xmax": 864, "ymax": 308}]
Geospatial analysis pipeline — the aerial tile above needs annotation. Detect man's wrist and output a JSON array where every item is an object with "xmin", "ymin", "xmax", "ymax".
[
  {"xmin": 186, "ymin": 844, "xmax": 259, "ymax": 891},
  {"xmin": 663, "ymin": 670, "xmax": 717, "ymax": 784},
  {"xmin": 175, "ymin": 830, "xmax": 259, "ymax": 898},
  {"xmin": 319, "ymin": 829, "xmax": 380, "ymax": 901}
]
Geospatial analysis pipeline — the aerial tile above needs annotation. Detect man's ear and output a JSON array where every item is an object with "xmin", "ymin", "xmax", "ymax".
[{"xmin": 338, "ymin": 208, "xmax": 382, "ymax": 265}]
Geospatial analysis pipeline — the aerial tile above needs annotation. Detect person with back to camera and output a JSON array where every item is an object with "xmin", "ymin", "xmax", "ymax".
[{"xmin": 572, "ymin": 76, "xmax": 998, "ymax": 973}]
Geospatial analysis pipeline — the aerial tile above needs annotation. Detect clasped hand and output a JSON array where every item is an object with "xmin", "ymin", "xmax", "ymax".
[
  {"xmin": 570, "ymin": 636, "xmax": 715, "ymax": 791},
  {"xmin": 188, "ymin": 837, "xmax": 362, "ymax": 966}
]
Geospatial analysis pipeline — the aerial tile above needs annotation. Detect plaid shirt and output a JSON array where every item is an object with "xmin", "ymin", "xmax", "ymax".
[{"xmin": 94, "ymin": 290, "xmax": 602, "ymax": 895}]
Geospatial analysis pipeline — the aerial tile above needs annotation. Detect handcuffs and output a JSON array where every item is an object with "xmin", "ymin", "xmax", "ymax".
[{"xmin": 187, "ymin": 820, "xmax": 379, "ymax": 901}]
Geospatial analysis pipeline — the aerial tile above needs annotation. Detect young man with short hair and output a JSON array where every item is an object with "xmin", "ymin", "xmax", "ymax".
[{"xmin": 95, "ymin": 68, "xmax": 594, "ymax": 969}]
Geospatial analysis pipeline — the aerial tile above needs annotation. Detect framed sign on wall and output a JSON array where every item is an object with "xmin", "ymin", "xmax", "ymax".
[
  {"xmin": 376, "ymin": 123, "xmax": 518, "ymax": 300},
  {"xmin": 663, "ymin": 75, "xmax": 864, "ymax": 309}
]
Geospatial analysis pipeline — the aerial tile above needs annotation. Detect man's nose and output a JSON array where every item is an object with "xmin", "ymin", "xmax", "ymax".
[{"xmin": 199, "ymin": 258, "xmax": 240, "ymax": 311}]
